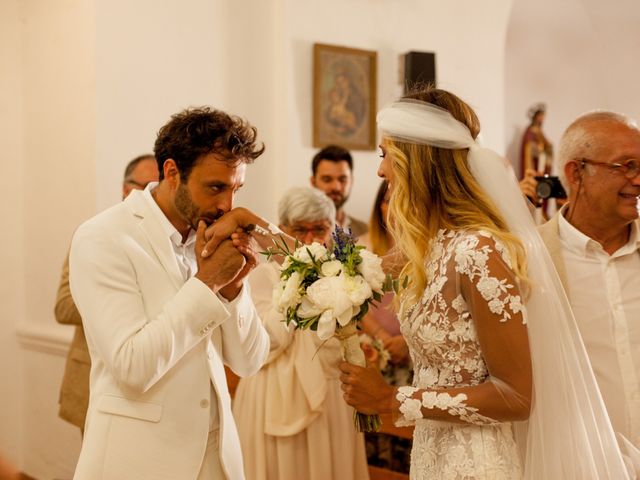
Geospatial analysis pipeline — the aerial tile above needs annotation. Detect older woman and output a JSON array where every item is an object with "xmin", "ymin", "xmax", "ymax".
[{"xmin": 232, "ymin": 186, "xmax": 369, "ymax": 480}]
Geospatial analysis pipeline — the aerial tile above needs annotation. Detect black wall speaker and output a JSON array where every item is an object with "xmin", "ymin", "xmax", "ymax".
[{"xmin": 401, "ymin": 51, "xmax": 436, "ymax": 93}]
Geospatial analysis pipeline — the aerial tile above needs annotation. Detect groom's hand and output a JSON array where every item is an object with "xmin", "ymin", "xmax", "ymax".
[
  {"xmin": 195, "ymin": 221, "xmax": 245, "ymax": 295},
  {"xmin": 202, "ymin": 207, "xmax": 258, "ymax": 258},
  {"xmin": 217, "ymin": 229, "xmax": 260, "ymax": 300}
]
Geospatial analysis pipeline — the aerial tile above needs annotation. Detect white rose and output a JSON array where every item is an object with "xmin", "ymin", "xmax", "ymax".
[
  {"xmin": 300, "ymin": 276, "xmax": 355, "ymax": 340},
  {"xmin": 341, "ymin": 273, "xmax": 372, "ymax": 306},
  {"xmin": 292, "ymin": 242, "xmax": 328, "ymax": 264},
  {"xmin": 320, "ymin": 260, "xmax": 342, "ymax": 277},
  {"xmin": 276, "ymin": 271, "xmax": 303, "ymax": 312},
  {"xmin": 357, "ymin": 249, "xmax": 386, "ymax": 293}
]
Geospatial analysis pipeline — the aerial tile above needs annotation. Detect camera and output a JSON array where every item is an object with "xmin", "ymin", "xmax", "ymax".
[{"xmin": 535, "ymin": 175, "xmax": 567, "ymax": 200}]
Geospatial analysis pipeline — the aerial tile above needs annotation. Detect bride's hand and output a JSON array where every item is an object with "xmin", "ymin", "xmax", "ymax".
[
  {"xmin": 202, "ymin": 207, "xmax": 260, "ymax": 257},
  {"xmin": 339, "ymin": 360, "xmax": 397, "ymax": 415}
]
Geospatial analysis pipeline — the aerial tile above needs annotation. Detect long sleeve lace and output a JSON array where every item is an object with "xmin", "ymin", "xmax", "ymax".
[{"xmin": 395, "ymin": 230, "xmax": 532, "ymax": 427}]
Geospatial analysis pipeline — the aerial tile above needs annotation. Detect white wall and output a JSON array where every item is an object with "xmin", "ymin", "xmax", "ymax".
[
  {"xmin": 0, "ymin": 0, "xmax": 97, "ymax": 478},
  {"xmin": 280, "ymin": 0, "xmax": 513, "ymax": 222},
  {"xmin": 505, "ymin": 0, "xmax": 640, "ymax": 175},
  {"xmin": 95, "ymin": 0, "xmax": 231, "ymax": 212},
  {"xmin": 0, "ymin": 0, "xmax": 26, "ymax": 468},
  {"xmin": 94, "ymin": 0, "xmax": 513, "ymax": 223}
]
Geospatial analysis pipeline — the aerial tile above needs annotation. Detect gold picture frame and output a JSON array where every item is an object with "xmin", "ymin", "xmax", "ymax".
[{"xmin": 313, "ymin": 43, "xmax": 377, "ymax": 150}]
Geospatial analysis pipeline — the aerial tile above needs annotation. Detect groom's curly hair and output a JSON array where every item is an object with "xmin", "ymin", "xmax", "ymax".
[{"xmin": 154, "ymin": 107, "xmax": 265, "ymax": 181}]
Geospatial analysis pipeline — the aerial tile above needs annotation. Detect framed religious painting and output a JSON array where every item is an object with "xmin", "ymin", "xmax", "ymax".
[{"xmin": 313, "ymin": 43, "xmax": 377, "ymax": 150}]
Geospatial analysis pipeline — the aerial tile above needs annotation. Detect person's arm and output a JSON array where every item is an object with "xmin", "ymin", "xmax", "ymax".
[
  {"xmin": 202, "ymin": 207, "xmax": 297, "ymax": 260},
  {"xmin": 217, "ymin": 281, "xmax": 270, "ymax": 378},
  {"xmin": 54, "ymin": 253, "xmax": 83, "ymax": 326},
  {"xmin": 341, "ymin": 234, "xmax": 532, "ymax": 425},
  {"xmin": 361, "ymin": 311, "xmax": 391, "ymax": 341},
  {"xmin": 519, "ymin": 168, "xmax": 540, "ymax": 206},
  {"xmin": 70, "ymin": 220, "xmax": 250, "ymax": 394}
]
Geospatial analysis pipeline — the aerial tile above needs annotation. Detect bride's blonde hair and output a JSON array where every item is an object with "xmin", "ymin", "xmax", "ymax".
[{"xmin": 386, "ymin": 87, "xmax": 528, "ymax": 304}]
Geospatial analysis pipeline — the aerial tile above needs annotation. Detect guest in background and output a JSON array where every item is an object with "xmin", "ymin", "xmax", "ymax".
[
  {"xmin": 539, "ymin": 111, "xmax": 640, "ymax": 472},
  {"xmin": 54, "ymin": 154, "xmax": 158, "ymax": 433},
  {"xmin": 359, "ymin": 180, "xmax": 412, "ymax": 474},
  {"xmin": 310, "ymin": 145, "xmax": 368, "ymax": 238},
  {"xmin": 233, "ymin": 186, "xmax": 369, "ymax": 480},
  {"xmin": 360, "ymin": 181, "xmax": 409, "ymax": 369}
]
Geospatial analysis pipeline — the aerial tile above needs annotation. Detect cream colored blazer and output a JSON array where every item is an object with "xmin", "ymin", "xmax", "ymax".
[{"xmin": 69, "ymin": 190, "xmax": 269, "ymax": 480}]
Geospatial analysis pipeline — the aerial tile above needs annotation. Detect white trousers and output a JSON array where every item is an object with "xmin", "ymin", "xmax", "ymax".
[{"xmin": 197, "ymin": 429, "xmax": 225, "ymax": 479}]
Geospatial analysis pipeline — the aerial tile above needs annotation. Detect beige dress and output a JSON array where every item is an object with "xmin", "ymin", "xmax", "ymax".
[{"xmin": 233, "ymin": 262, "xmax": 369, "ymax": 480}]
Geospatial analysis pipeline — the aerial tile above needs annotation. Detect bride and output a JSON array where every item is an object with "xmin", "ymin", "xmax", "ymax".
[
  {"xmin": 201, "ymin": 86, "xmax": 631, "ymax": 479},
  {"xmin": 337, "ymin": 87, "xmax": 631, "ymax": 479}
]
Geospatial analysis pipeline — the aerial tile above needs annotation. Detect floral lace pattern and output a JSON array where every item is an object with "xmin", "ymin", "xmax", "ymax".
[
  {"xmin": 396, "ymin": 387, "xmax": 497, "ymax": 426},
  {"xmin": 398, "ymin": 230, "xmax": 525, "ymax": 479}
]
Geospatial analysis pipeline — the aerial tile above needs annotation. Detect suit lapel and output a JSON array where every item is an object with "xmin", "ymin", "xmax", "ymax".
[{"xmin": 125, "ymin": 191, "xmax": 185, "ymax": 290}]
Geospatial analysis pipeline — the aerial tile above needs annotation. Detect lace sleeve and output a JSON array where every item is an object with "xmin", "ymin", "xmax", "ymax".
[{"xmin": 395, "ymin": 232, "xmax": 532, "ymax": 427}]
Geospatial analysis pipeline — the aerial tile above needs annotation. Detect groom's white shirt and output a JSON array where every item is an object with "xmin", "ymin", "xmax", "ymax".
[{"xmin": 69, "ymin": 188, "xmax": 269, "ymax": 480}]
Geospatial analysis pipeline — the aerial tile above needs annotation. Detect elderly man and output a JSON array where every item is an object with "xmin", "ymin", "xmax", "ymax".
[
  {"xmin": 233, "ymin": 186, "xmax": 369, "ymax": 480},
  {"xmin": 69, "ymin": 108, "xmax": 269, "ymax": 480},
  {"xmin": 55, "ymin": 154, "xmax": 158, "ymax": 433},
  {"xmin": 538, "ymin": 111, "xmax": 640, "ymax": 465}
]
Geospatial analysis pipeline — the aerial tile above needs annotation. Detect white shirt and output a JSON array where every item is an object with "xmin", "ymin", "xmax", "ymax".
[
  {"xmin": 144, "ymin": 184, "xmax": 219, "ymax": 432},
  {"xmin": 558, "ymin": 212, "xmax": 640, "ymax": 446}
]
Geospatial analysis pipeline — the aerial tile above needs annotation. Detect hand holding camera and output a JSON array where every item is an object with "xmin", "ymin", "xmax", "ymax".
[
  {"xmin": 534, "ymin": 174, "xmax": 567, "ymax": 201},
  {"xmin": 519, "ymin": 169, "xmax": 567, "ymax": 207}
]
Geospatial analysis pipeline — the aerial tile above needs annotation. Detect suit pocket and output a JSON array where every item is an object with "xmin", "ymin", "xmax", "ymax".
[{"xmin": 97, "ymin": 394, "xmax": 162, "ymax": 423}]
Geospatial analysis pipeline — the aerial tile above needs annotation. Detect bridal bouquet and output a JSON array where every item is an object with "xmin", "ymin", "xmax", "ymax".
[{"xmin": 265, "ymin": 227, "xmax": 396, "ymax": 432}]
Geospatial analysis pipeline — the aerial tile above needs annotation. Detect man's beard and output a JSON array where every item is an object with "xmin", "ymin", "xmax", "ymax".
[
  {"xmin": 328, "ymin": 191, "xmax": 348, "ymax": 209},
  {"xmin": 175, "ymin": 182, "xmax": 222, "ymax": 229}
]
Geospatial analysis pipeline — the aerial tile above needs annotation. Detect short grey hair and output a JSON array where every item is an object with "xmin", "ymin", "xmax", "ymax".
[
  {"xmin": 278, "ymin": 187, "xmax": 336, "ymax": 227},
  {"xmin": 557, "ymin": 111, "xmax": 638, "ymax": 190},
  {"xmin": 123, "ymin": 154, "xmax": 155, "ymax": 181}
]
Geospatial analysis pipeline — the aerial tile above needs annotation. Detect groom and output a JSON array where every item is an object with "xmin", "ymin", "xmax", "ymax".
[{"xmin": 69, "ymin": 107, "xmax": 269, "ymax": 479}]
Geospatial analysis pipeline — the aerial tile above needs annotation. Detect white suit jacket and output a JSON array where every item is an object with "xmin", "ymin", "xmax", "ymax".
[{"xmin": 69, "ymin": 190, "xmax": 269, "ymax": 480}]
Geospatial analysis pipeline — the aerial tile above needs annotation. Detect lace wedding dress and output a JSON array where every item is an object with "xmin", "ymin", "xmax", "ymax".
[{"xmin": 396, "ymin": 229, "xmax": 527, "ymax": 479}]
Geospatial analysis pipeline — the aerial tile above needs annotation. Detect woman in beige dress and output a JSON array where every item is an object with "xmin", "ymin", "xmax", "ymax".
[{"xmin": 232, "ymin": 186, "xmax": 369, "ymax": 480}]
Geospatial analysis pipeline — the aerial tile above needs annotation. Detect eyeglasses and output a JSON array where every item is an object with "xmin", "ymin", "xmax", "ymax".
[
  {"xmin": 579, "ymin": 158, "xmax": 640, "ymax": 179},
  {"xmin": 289, "ymin": 224, "xmax": 332, "ymax": 237}
]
